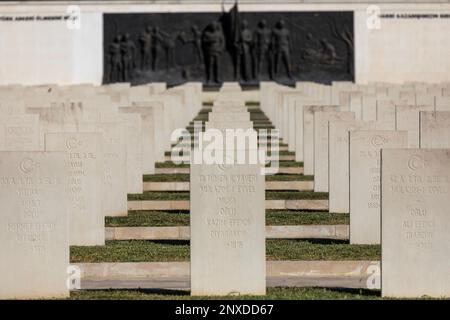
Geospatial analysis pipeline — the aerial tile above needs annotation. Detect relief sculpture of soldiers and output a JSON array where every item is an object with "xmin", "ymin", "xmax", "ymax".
[
  {"xmin": 202, "ymin": 21, "xmax": 225, "ymax": 84},
  {"xmin": 103, "ymin": 7, "xmax": 353, "ymax": 86}
]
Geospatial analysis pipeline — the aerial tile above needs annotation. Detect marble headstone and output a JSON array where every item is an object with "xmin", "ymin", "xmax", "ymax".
[
  {"xmin": 45, "ymin": 133, "xmax": 104, "ymax": 246},
  {"xmin": 0, "ymin": 152, "xmax": 69, "ymax": 299},
  {"xmin": 349, "ymin": 130, "xmax": 408, "ymax": 244},
  {"xmin": 381, "ymin": 149, "xmax": 450, "ymax": 298}
]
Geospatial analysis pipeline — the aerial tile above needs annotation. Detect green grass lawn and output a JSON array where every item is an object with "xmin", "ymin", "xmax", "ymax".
[
  {"xmin": 143, "ymin": 174, "xmax": 313, "ymax": 182},
  {"xmin": 156, "ymin": 162, "xmax": 190, "ymax": 168},
  {"xmin": 106, "ymin": 211, "xmax": 348, "ymax": 227},
  {"xmin": 69, "ymin": 287, "xmax": 381, "ymax": 300},
  {"xmin": 70, "ymin": 239, "xmax": 379, "ymax": 263},
  {"xmin": 128, "ymin": 191, "xmax": 328, "ymax": 201}
]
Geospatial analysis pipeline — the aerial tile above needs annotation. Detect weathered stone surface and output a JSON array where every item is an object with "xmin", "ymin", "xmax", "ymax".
[
  {"xmin": 396, "ymin": 105, "xmax": 434, "ymax": 148},
  {"xmin": 0, "ymin": 152, "xmax": 69, "ymax": 299},
  {"xmin": 328, "ymin": 120, "xmax": 392, "ymax": 213},
  {"xmin": 119, "ymin": 107, "xmax": 155, "ymax": 174},
  {"xmin": 381, "ymin": 149, "xmax": 450, "ymax": 298},
  {"xmin": 190, "ymin": 150, "xmax": 265, "ymax": 296},
  {"xmin": 419, "ymin": 111, "xmax": 450, "ymax": 148},
  {"xmin": 349, "ymin": 130, "xmax": 408, "ymax": 244},
  {"xmin": 0, "ymin": 115, "xmax": 40, "ymax": 151},
  {"xmin": 313, "ymin": 111, "xmax": 354, "ymax": 192},
  {"xmin": 303, "ymin": 105, "xmax": 339, "ymax": 175},
  {"xmin": 45, "ymin": 132, "xmax": 104, "ymax": 246}
]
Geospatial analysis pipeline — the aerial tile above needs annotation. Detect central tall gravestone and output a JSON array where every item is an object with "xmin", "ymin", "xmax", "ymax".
[
  {"xmin": 381, "ymin": 149, "xmax": 450, "ymax": 298},
  {"xmin": 0, "ymin": 152, "xmax": 69, "ymax": 299},
  {"xmin": 190, "ymin": 107, "xmax": 265, "ymax": 296}
]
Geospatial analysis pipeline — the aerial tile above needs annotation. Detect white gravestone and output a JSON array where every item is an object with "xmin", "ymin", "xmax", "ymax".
[
  {"xmin": 98, "ymin": 122, "xmax": 127, "ymax": 217},
  {"xmin": 119, "ymin": 107, "xmax": 155, "ymax": 175},
  {"xmin": 0, "ymin": 152, "xmax": 69, "ymax": 299},
  {"xmin": 313, "ymin": 111, "xmax": 354, "ymax": 192},
  {"xmin": 0, "ymin": 115, "xmax": 40, "ymax": 151},
  {"xmin": 190, "ymin": 142, "xmax": 265, "ymax": 296},
  {"xmin": 349, "ymin": 130, "xmax": 408, "ymax": 244},
  {"xmin": 395, "ymin": 104, "xmax": 434, "ymax": 148},
  {"xmin": 419, "ymin": 111, "xmax": 450, "ymax": 148},
  {"xmin": 328, "ymin": 120, "xmax": 391, "ymax": 213},
  {"xmin": 303, "ymin": 105, "xmax": 339, "ymax": 175},
  {"xmin": 45, "ymin": 133, "xmax": 104, "ymax": 246},
  {"xmin": 381, "ymin": 149, "xmax": 450, "ymax": 298}
]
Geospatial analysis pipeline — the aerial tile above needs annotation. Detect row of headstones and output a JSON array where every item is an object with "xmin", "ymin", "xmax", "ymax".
[
  {"xmin": 260, "ymin": 81, "xmax": 450, "ymax": 297},
  {"xmin": 190, "ymin": 83, "xmax": 267, "ymax": 296},
  {"xmin": 0, "ymin": 82, "xmax": 203, "ymax": 299}
]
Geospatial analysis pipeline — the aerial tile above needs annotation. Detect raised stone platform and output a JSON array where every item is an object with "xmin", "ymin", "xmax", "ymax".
[
  {"xmin": 127, "ymin": 199, "xmax": 329, "ymax": 211},
  {"xmin": 76, "ymin": 260, "xmax": 379, "ymax": 290}
]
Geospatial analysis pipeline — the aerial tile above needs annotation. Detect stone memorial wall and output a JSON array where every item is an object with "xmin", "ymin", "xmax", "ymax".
[{"xmin": 1, "ymin": 2, "xmax": 450, "ymax": 85}]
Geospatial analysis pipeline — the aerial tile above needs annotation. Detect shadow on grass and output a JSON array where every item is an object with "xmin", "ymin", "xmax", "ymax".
[
  {"xmin": 316, "ymin": 287, "xmax": 380, "ymax": 297},
  {"xmin": 148, "ymin": 240, "xmax": 190, "ymax": 246},
  {"xmin": 269, "ymin": 238, "xmax": 349, "ymax": 245}
]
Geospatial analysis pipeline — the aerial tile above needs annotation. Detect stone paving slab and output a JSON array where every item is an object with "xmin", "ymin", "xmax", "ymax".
[
  {"xmin": 76, "ymin": 260, "xmax": 378, "ymax": 290},
  {"xmin": 142, "ymin": 181, "xmax": 314, "ymax": 192},
  {"xmin": 105, "ymin": 225, "xmax": 349, "ymax": 241},
  {"xmin": 127, "ymin": 199, "xmax": 328, "ymax": 211}
]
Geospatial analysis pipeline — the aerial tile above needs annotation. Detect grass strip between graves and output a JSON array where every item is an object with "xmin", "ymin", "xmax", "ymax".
[
  {"xmin": 69, "ymin": 287, "xmax": 383, "ymax": 300},
  {"xmin": 155, "ymin": 161, "xmax": 303, "ymax": 168},
  {"xmin": 127, "ymin": 191, "xmax": 328, "ymax": 201},
  {"xmin": 70, "ymin": 239, "xmax": 379, "ymax": 263},
  {"xmin": 143, "ymin": 174, "xmax": 313, "ymax": 182},
  {"xmin": 105, "ymin": 211, "xmax": 349, "ymax": 227}
]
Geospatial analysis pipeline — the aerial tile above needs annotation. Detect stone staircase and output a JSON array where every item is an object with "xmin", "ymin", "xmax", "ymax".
[{"xmin": 123, "ymin": 102, "xmax": 335, "ymax": 238}]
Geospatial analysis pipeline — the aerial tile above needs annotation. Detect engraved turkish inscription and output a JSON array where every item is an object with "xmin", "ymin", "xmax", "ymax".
[
  {"xmin": 190, "ymin": 157, "xmax": 265, "ymax": 296},
  {"xmin": 381, "ymin": 149, "xmax": 450, "ymax": 298},
  {"xmin": 349, "ymin": 131, "xmax": 408, "ymax": 244},
  {"xmin": 0, "ymin": 152, "xmax": 69, "ymax": 299},
  {"xmin": 45, "ymin": 133, "xmax": 104, "ymax": 246}
]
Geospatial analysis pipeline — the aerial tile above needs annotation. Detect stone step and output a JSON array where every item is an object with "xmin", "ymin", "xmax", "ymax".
[
  {"xmin": 105, "ymin": 225, "xmax": 348, "ymax": 241},
  {"xmin": 164, "ymin": 154, "xmax": 296, "ymax": 162},
  {"xmin": 155, "ymin": 166, "xmax": 304, "ymax": 174},
  {"xmin": 188, "ymin": 119, "xmax": 272, "ymax": 124},
  {"xmin": 127, "ymin": 199, "xmax": 329, "ymax": 211},
  {"xmin": 171, "ymin": 142, "xmax": 287, "ymax": 148},
  {"xmin": 170, "ymin": 145, "xmax": 290, "ymax": 152},
  {"xmin": 142, "ymin": 180, "xmax": 314, "ymax": 192},
  {"xmin": 165, "ymin": 150, "xmax": 295, "ymax": 156},
  {"xmin": 190, "ymin": 118, "xmax": 271, "ymax": 123},
  {"xmin": 75, "ymin": 260, "xmax": 378, "ymax": 290}
]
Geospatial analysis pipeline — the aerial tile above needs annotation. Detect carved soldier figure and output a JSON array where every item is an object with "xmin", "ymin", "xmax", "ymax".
[
  {"xmin": 272, "ymin": 19, "xmax": 293, "ymax": 79},
  {"xmin": 160, "ymin": 31, "xmax": 179, "ymax": 70},
  {"xmin": 151, "ymin": 27, "xmax": 164, "ymax": 71},
  {"xmin": 202, "ymin": 21, "xmax": 225, "ymax": 84},
  {"xmin": 139, "ymin": 26, "xmax": 152, "ymax": 69},
  {"xmin": 234, "ymin": 20, "xmax": 253, "ymax": 81},
  {"xmin": 191, "ymin": 25, "xmax": 203, "ymax": 63},
  {"xmin": 121, "ymin": 33, "xmax": 136, "ymax": 82},
  {"xmin": 108, "ymin": 35, "xmax": 122, "ymax": 82},
  {"xmin": 254, "ymin": 19, "xmax": 272, "ymax": 79}
]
